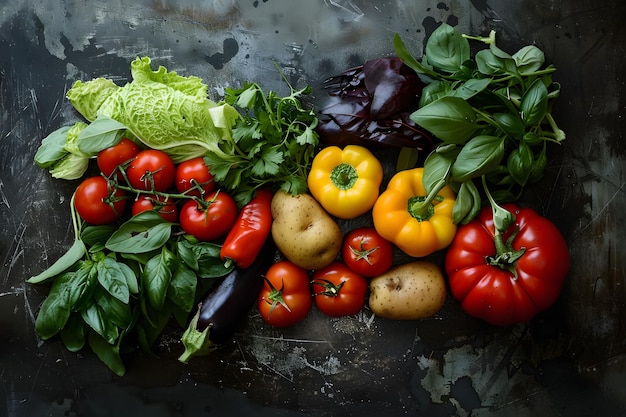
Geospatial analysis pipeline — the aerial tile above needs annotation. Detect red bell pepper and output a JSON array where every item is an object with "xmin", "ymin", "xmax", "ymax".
[{"xmin": 220, "ymin": 188, "xmax": 274, "ymax": 269}]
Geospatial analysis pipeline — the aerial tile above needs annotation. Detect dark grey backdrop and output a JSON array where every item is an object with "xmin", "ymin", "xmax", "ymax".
[{"xmin": 1, "ymin": 1, "xmax": 625, "ymax": 416}]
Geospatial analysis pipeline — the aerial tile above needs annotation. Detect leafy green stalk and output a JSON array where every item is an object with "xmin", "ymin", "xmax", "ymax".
[
  {"xmin": 28, "ymin": 177, "xmax": 233, "ymax": 375},
  {"xmin": 394, "ymin": 23, "xmax": 565, "ymax": 224},
  {"xmin": 205, "ymin": 67, "xmax": 320, "ymax": 206}
]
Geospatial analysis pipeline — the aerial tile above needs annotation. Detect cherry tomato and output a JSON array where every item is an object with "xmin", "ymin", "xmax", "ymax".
[
  {"xmin": 175, "ymin": 157, "xmax": 215, "ymax": 198},
  {"xmin": 131, "ymin": 194, "xmax": 178, "ymax": 223},
  {"xmin": 258, "ymin": 260, "xmax": 312, "ymax": 327},
  {"xmin": 341, "ymin": 227, "xmax": 394, "ymax": 277},
  {"xmin": 445, "ymin": 204, "xmax": 570, "ymax": 326},
  {"xmin": 126, "ymin": 149, "xmax": 175, "ymax": 192},
  {"xmin": 74, "ymin": 176, "xmax": 126, "ymax": 225},
  {"xmin": 179, "ymin": 190, "xmax": 237, "ymax": 241},
  {"xmin": 96, "ymin": 138, "xmax": 140, "ymax": 178},
  {"xmin": 312, "ymin": 262, "xmax": 368, "ymax": 317}
]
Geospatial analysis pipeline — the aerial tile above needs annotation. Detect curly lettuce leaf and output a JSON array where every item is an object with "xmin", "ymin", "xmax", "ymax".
[
  {"xmin": 67, "ymin": 78, "xmax": 120, "ymax": 122},
  {"xmin": 93, "ymin": 57, "xmax": 239, "ymax": 163}
]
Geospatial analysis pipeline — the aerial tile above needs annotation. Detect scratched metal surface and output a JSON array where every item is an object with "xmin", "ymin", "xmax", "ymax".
[{"xmin": 1, "ymin": 0, "xmax": 625, "ymax": 416}]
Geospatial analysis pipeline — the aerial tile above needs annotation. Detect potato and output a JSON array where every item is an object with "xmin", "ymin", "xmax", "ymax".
[
  {"xmin": 368, "ymin": 261, "xmax": 446, "ymax": 320},
  {"xmin": 271, "ymin": 190, "xmax": 342, "ymax": 270}
]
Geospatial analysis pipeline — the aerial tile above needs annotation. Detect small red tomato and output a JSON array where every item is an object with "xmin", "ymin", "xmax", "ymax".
[
  {"xmin": 341, "ymin": 227, "xmax": 394, "ymax": 277},
  {"xmin": 126, "ymin": 149, "xmax": 175, "ymax": 192},
  {"xmin": 175, "ymin": 157, "xmax": 215, "ymax": 198},
  {"xmin": 179, "ymin": 190, "xmax": 237, "ymax": 241},
  {"xmin": 96, "ymin": 138, "xmax": 141, "ymax": 178},
  {"xmin": 312, "ymin": 262, "xmax": 368, "ymax": 317},
  {"xmin": 258, "ymin": 261, "xmax": 312, "ymax": 327},
  {"xmin": 74, "ymin": 176, "xmax": 126, "ymax": 225},
  {"xmin": 131, "ymin": 194, "xmax": 178, "ymax": 223}
]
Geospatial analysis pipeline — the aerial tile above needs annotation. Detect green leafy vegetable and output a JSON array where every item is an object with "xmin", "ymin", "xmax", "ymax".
[
  {"xmin": 35, "ymin": 122, "xmax": 91, "ymax": 180},
  {"xmin": 395, "ymin": 23, "xmax": 565, "ymax": 225},
  {"xmin": 205, "ymin": 72, "xmax": 320, "ymax": 205},
  {"xmin": 35, "ymin": 56, "xmax": 241, "ymax": 180},
  {"xmin": 29, "ymin": 185, "xmax": 233, "ymax": 375}
]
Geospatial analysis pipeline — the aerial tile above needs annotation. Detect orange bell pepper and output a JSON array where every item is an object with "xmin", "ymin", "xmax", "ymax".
[{"xmin": 372, "ymin": 167, "xmax": 456, "ymax": 257}]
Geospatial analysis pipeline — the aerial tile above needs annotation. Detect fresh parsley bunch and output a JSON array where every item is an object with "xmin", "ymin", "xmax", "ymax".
[
  {"xmin": 205, "ymin": 73, "xmax": 320, "ymax": 206},
  {"xmin": 394, "ymin": 23, "xmax": 565, "ymax": 226}
]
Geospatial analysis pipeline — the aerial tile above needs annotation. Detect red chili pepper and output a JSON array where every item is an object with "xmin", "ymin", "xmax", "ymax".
[{"xmin": 220, "ymin": 188, "xmax": 274, "ymax": 269}]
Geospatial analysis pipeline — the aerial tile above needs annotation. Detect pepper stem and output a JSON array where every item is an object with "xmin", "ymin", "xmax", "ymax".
[
  {"xmin": 330, "ymin": 163, "xmax": 358, "ymax": 190},
  {"xmin": 408, "ymin": 177, "xmax": 447, "ymax": 220}
]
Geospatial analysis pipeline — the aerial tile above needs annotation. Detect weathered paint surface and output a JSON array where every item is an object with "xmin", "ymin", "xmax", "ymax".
[{"xmin": 1, "ymin": 1, "xmax": 624, "ymax": 416}]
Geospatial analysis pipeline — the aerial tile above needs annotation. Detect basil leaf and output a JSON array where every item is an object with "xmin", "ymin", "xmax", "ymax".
[
  {"xmin": 106, "ymin": 211, "xmax": 172, "ymax": 254},
  {"xmin": 34, "ymin": 271, "xmax": 75, "ymax": 339},
  {"xmin": 176, "ymin": 239, "xmax": 199, "ymax": 271},
  {"xmin": 522, "ymin": 131, "xmax": 544, "ymax": 145},
  {"xmin": 192, "ymin": 242, "xmax": 235, "ymax": 278},
  {"xmin": 520, "ymin": 78, "xmax": 549, "ymax": 126},
  {"xmin": 82, "ymin": 302, "xmax": 119, "ymax": 344},
  {"xmin": 88, "ymin": 331, "xmax": 125, "ymax": 376},
  {"xmin": 28, "ymin": 239, "xmax": 86, "ymax": 284},
  {"xmin": 95, "ymin": 289, "xmax": 133, "ymax": 330},
  {"xmin": 528, "ymin": 146, "xmax": 548, "ymax": 183},
  {"xmin": 167, "ymin": 267, "xmax": 197, "ymax": 313},
  {"xmin": 393, "ymin": 33, "xmax": 441, "ymax": 80},
  {"xmin": 142, "ymin": 248, "xmax": 174, "ymax": 310},
  {"xmin": 493, "ymin": 112, "xmax": 525, "ymax": 140},
  {"xmin": 423, "ymin": 150, "xmax": 455, "ymax": 193},
  {"xmin": 34, "ymin": 126, "xmax": 71, "ymax": 168},
  {"xmin": 418, "ymin": 80, "xmax": 453, "ymax": 107},
  {"xmin": 450, "ymin": 78, "xmax": 492, "ymax": 100},
  {"xmin": 76, "ymin": 116, "xmax": 127, "ymax": 154},
  {"xmin": 60, "ymin": 314, "xmax": 86, "ymax": 352},
  {"xmin": 410, "ymin": 96, "xmax": 477, "ymax": 144},
  {"xmin": 475, "ymin": 49, "xmax": 518, "ymax": 77},
  {"xmin": 507, "ymin": 143, "xmax": 534, "ymax": 186},
  {"xmin": 96, "ymin": 257, "xmax": 132, "ymax": 304},
  {"xmin": 425, "ymin": 23, "xmax": 470, "ymax": 73},
  {"xmin": 452, "ymin": 180, "xmax": 482, "ymax": 225},
  {"xmin": 451, "ymin": 135, "xmax": 505, "ymax": 181},
  {"xmin": 81, "ymin": 225, "xmax": 117, "ymax": 247},
  {"xmin": 513, "ymin": 45, "xmax": 545, "ymax": 73},
  {"xmin": 396, "ymin": 147, "xmax": 419, "ymax": 172}
]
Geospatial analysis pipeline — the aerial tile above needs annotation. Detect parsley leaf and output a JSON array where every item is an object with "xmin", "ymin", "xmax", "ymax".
[{"xmin": 206, "ymin": 73, "xmax": 319, "ymax": 206}]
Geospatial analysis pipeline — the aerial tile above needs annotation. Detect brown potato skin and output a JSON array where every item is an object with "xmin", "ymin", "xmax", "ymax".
[
  {"xmin": 368, "ymin": 261, "xmax": 446, "ymax": 320},
  {"xmin": 270, "ymin": 191, "xmax": 342, "ymax": 270}
]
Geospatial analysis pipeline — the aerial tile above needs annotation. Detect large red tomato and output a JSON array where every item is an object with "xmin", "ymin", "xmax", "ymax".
[
  {"xmin": 445, "ymin": 204, "xmax": 570, "ymax": 326},
  {"xmin": 257, "ymin": 260, "xmax": 312, "ymax": 327},
  {"xmin": 179, "ymin": 190, "xmax": 237, "ymax": 241},
  {"xmin": 74, "ymin": 176, "xmax": 126, "ymax": 225},
  {"xmin": 312, "ymin": 262, "xmax": 367, "ymax": 317},
  {"xmin": 126, "ymin": 149, "xmax": 175, "ymax": 192},
  {"xmin": 96, "ymin": 138, "xmax": 140, "ymax": 178},
  {"xmin": 341, "ymin": 227, "xmax": 394, "ymax": 278},
  {"xmin": 175, "ymin": 157, "xmax": 215, "ymax": 198}
]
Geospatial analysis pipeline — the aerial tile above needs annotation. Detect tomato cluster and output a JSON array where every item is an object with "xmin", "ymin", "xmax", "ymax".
[
  {"xmin": 256, "ymin": 227, "xmax": 394, "ymax": 327},
  {"xmin": 257, "ymin": 259, "xmax": 368, "ymax": 327},
  {"xmin": 75, "ymin": 138, "xmax": 237, "ymax": 243}
]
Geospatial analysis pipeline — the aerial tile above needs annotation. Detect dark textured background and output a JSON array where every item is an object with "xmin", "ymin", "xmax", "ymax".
[{"xmin": 1, "ymin": 1, "xmax": 625, "ymax": 416}]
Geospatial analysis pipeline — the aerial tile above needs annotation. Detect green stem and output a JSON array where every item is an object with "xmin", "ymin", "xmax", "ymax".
[
  {"xmin": 481, "ymin": 175, "xmax": 515, "ymax": 235},
  {"xmin": 409, "ymin": 177, "xmax": 448, "ymax": 220}
]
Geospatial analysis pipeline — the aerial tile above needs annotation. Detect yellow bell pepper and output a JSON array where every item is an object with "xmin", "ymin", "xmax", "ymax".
[
  {"xmin": 307, "ymin": 145, "xmax": 383, "ymax": 219},
  {"xmin": 372, "ymin": 167, "xmax": 456, "ymax": 257}
]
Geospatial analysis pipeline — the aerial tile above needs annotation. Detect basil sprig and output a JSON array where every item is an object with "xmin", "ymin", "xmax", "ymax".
[
  {"xmin": 395, "ymin": 23, "xmax": 565, "ymax": 226},
  {"xmin": 28, "ymin": 204, "xmax": 233, "ymax": 376}
]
